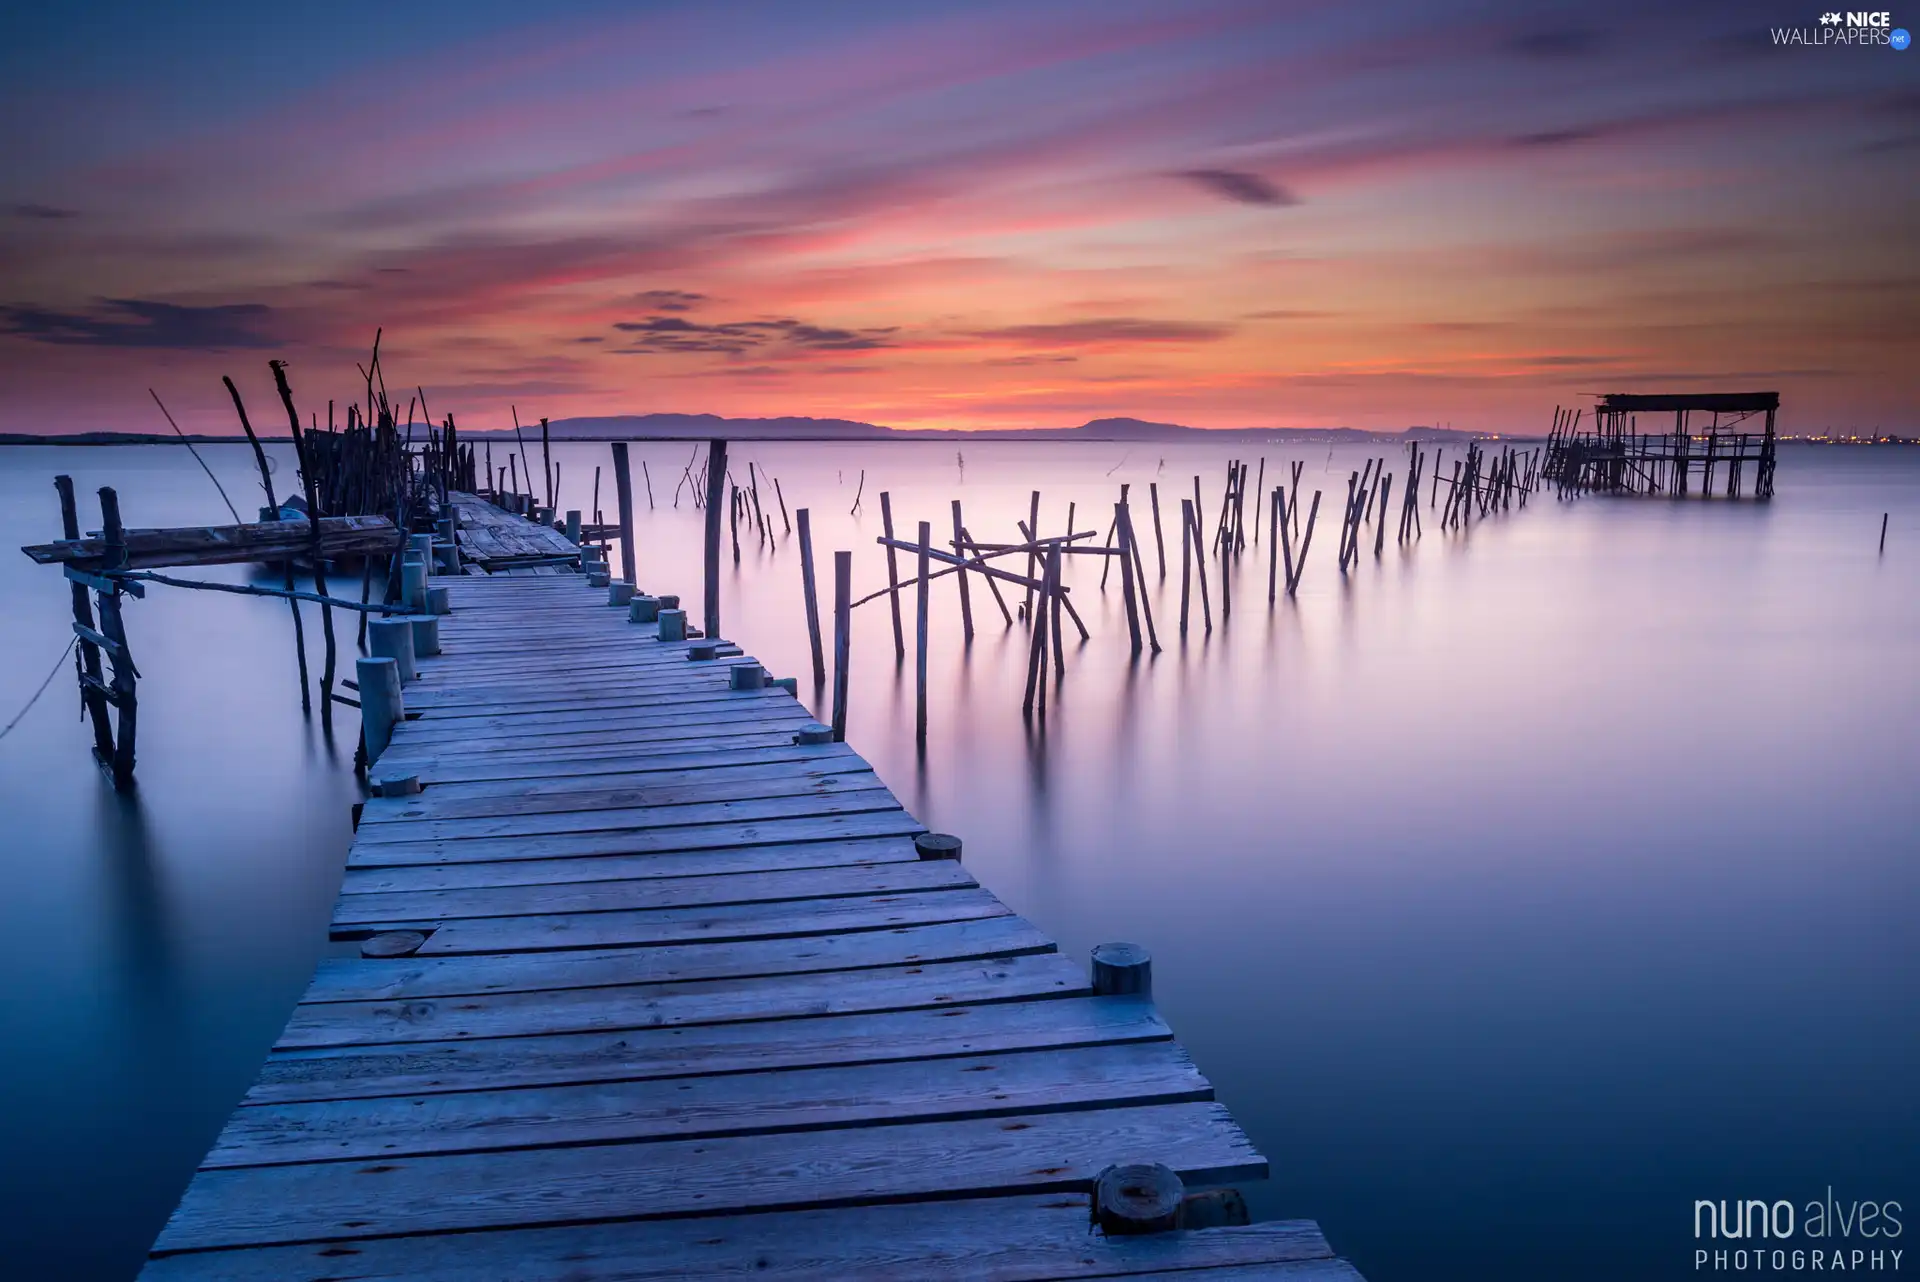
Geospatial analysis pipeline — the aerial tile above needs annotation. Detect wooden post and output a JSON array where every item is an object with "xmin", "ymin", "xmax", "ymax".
[
  {"xmin": 729, "ymin": 485, "xmax": 743, "ymax": 562},
  {"xmin": 1148, "ymin": 482, "xmax": 1167, "ymax": 578},
  {"xmin": 1184, "ymin": 499, "xmax": 1212, "ymax": 630},
  {"xmin": 960, "ymin": 526, "xmax": 1013, "ymax": 626},
  {"xmin": 1374, "ymin": 476, "xmax": 1392, "ymax": 556},
  {"xmin": 1288, "ymin": 490, "xmax": 1321, "ymax": 595},
  {"xmin": 356, "ymin": 656, "xmax": 403, "ymax": 763},
  {"xmin": 95, "ymin": 487, "xmax": 139, "ymax": 790},
  {"xmin": 703, "ymin": 439, "xmax": 727, "ymax": 640},
  {"xmin": 1121, "ymin": 504, "xmax": 1158, "ymax": 652},
  {"xmin": 1277, "ymin": 487, "xmax": 1297, "ymax": 595},
  {"xmin": 225, "ymin": 375, "xmax": 307, "ymax": 712},
  {"xmin": 1022, "ymin": 546, "xmax": 1050, "ymax": 715},
  {"xmin": 1094, "ymin": 1164, "xmax": 1184, "ymax": 1237},
  {"xmin": 1268, "ymin": 488, "xmax": 1281, "ymax": 604},
  {"xmin": 367, "ymin": 616, "xmax": 417, "ymax": 683},
  {"xmin": 797, "ymin": 508, "xmax": 825, "ymax": 685},
  {"xmin": 540, "ymin": 418, "xmax": 553, "ymax": 510},
  {"xmin": 831, "ymin": 551, "xmax": 851, "ymax": 742},
  {"xmin": 1179, "ymin": 496, "xmax": 1192, "ymax": 636},
  {"xmin": 879, "ymin": 492, "xmax": 905, "ymax": 659},
  {"xmin": 1251, "ymin": 457, "xmax": 1266, "ymax": 545},
  {"xmin": 272, "ymin": 359, "xmax": 336, "ymax": 731},
  {"xmin": 611, "ymin": 442, "xmax": 637, "ymax": 586},
  {"xmin": 1092, "ymin": 942, "xmax": 1151, "ymax": 995},
  {"xmin": 1115, "ymin": 502, "xmax": 1142, "ymax": 653},
  {"xmin": 1024, "ymin": 490, "xmax": 1041, "ymax": 617},
  {"xmin": 915, "ymin": 833, "xmax": 962, "ymax": 861},
  {"xmin": 54, "ymin": 476, "xmax": 115, "ymax": 762},
  {"xmin": 951, "ymin": 499, "xmax": 974, "ymax": 641},
  {"xmin": 1881, "ymin": 512, "xmax": 1890, "ymax": 553},
  {"xmin": 1048, "ymin": 543, "xmax": 1065, "ymax": 675},
  {"xmin": 915, "ymin": 522, "xmax": 931, "ymax": 743}
]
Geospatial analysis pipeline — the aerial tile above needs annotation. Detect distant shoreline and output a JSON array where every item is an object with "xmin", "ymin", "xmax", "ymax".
[{"xmin": 0, "ymin": 431, "xmax": 1908, "ymax": 447}]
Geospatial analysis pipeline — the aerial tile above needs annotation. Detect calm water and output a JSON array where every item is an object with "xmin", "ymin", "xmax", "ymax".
[{"xmin": 1, "ymin": 440, "xmax": 1914, "ymax": 1282}]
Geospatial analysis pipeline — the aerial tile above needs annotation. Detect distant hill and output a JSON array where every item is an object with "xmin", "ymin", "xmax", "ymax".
[
  {"xmin": 498, "ymin": 414, "xmax": 1492, "ymax": 443},
  {"xmin": 0, "ymin": 416, "xmax": 1498, "ymax": 445}
]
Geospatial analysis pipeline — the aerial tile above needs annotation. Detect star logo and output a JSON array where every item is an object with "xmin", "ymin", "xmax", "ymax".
[{"xmin": 1820, "ymin": 11, "xmax": 1842, "ymax": 22}]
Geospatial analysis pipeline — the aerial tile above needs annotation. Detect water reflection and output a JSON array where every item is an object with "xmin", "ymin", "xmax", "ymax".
[{"xmin": 0, "ymin": 442, "xmax": 1914, "ymax": 1282}]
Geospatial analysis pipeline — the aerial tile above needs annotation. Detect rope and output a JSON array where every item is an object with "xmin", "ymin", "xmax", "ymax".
[{"xmin": 0, "ymin": 638, "xmax": 79, "ymax": 743}]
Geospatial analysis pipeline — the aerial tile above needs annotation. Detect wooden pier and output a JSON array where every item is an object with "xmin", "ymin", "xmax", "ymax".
[{"xmin": 136, "ymin": 559, "xmax": 1364, "ymax": 1281}]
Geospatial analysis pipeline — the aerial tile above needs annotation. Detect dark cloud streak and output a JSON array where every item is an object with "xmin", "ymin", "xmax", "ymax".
[{"xmin": 0, "ymin": 298, "xmax": 276, "ymax": 348}]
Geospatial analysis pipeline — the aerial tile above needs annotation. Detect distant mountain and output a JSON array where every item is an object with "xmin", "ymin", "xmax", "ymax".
[
  {"xmin": 499, "ymin": 414, "xmax": 1492, "ymax": 443},
  {"xmin": 525, "ymin": 413, "xmax": 895, "ymax": 440},
  {"xmin": 0, "ymin": 416, "xmax": 1498, "ymax": 446}
]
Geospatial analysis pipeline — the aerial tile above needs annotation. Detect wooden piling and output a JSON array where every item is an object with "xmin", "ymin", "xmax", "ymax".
[
  {"xmin": 1024, "ymin": 490, "xmax": 1040, "ymax": 617},
  {"xmin": 540, "ymin": 418, "xmax": 553, "ymax": 511},
  {"xmin": 1121, "ymin": 503, "xmax": 1158, "ymax": 652},
  {"xmin": 1149, "ymin": 482, "xmax": 1167, "ymax": 578},
  {"xmin": 879, "ymin": 492, "xmax": 905, "ymax": 659},
  {"xmin": 54, "ymin": 476, "xmax": 116, "ymax": 763},
  {"xmin": 1184, "ymin": 499, "xmax": 1212, "ymax": 630},
  {"xmin": 355, "ymin": 656, "xmax": 402, "ymax": 763},
  {"xmin": 1267, "ymin": 488, "xmax": 1281, "ymax": 604},
  {"xmin": 951, "ymin": 499, "xmax": 974, "ymax": 641},
  {"xmin": 1179, "ymin": 496, "xmax": 1192, "ymax": 636},
  {"xmin": 703, "ymin": 440, "xmax": 727, "ymax": 640},
  {"xmin": 1048, "ymin": 542, "xmax": 1065, "ymax": 674},
  {"xmin": 610, "ymin": 443, "xmax": 637, "ymax": 587},
  {"xmin": 1288, "ymin": 491, "xmax": 1322, "ymax": 596},
  {"xmin": 797, "ymin": 508, "xmax": 825, "ymax": 686},
  {"xmin": 95, "ymin": 487, "xmax": 139, "ymax": 789},
  {"xmin": 1115, "ymin": 502, "xmax": 1143, "ymax": 653},
  {"xmin": 960, "ymin": 526, "xmax": 1013, "ymax": 626},
  {"xmin": 915, "ymin": 521, "xmax": 931, "ymax": 743},
  {"xmin": 1251, "ymin": 457, "xmax": 1266, "ymax": 545},
  {"xmin": 830, "ymin": 550, "xmax": 851, "ymax": 741},
  {"xmin": 1374, "ymin": 476, "xmax": 1392, "ymax": 556},
  {"xmin": 1881, "ymin": 512, "xmax": 1890, "ymax": 552}
]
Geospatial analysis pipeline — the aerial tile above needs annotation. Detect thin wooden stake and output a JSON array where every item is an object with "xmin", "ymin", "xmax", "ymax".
[
  {"xmin": 831, "ymin": 551, "xmax": 851, "ymax": 742},
  {"xmin": 879, "ymin": 492, "xmax": 905, "ymax": 659},
  {"xmin": 915, "ymin": 521, "xmax": 931, "ymax": 743},
  {"xmin": 951, "ymin": 498, "xmax": 974, "ymax": 641},
  {"xmin": 703, "ymin": 440, "xmax": 727, "ymax": 639},
  {"xmin": 797, "ymin": 508, "xmax": 825, "ymax": 685},
  {"xmin": 1149, "ymin": 482, "xmax": 1167, "ymax": 578}
]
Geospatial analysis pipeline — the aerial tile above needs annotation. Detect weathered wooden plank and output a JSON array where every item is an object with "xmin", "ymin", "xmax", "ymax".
[
  {"xmin": 403, "ymin": 688, "xmax": 781, "ymax": 726},
  {"xmin": 381, "ymin": 707, "xmax": 817, "ymax": 759},
  {"xmin": 356, "ymin": 755, "xmax": 873, "ymax": 822},
  {"xmin": 345, "ymin": 808, "xmax": 926, "ymax": 870},
  {"xmin": 152, "ymin": 1101, "xmax": 1265, "ymax": 1252},
  {"xmin": 395, "ymin": 736, "xmax": 827, "ymax": 785},
  {"xmin": 140, "ymin": 1198, "xmax": 1332, "ymax": 1282},
  {"xmin": 206, "ymin": 1041, "xmax": 1208, "ymax": 1168},
  {"xmin": 332, "ymin": 858, "xmax": 975, "ymax": 930},
  {"xmin": 338, "ymin": 835, "xmax": 922, "ymax": 896},
  {"xmin": 413, "ymin": 886, "xmax": 1006, "ymax": 955},
  {"xmin": 277, "ymin": 951, "xmax": 1081, "ymax": 1049},
  {"xmin": 377, "ymin": 713, "xmax": 819, "ymax": 762},
  {"xmin": 247, "ymin": 996, "xmax": 1168, "ymax": 1105},
  {"xmin": 353, "ymin": 777, "xmax": 890, "ymax": 844},
  {"xmin": 302, "ymin": 915, "xmax": 1050, "ymax": 1004}
]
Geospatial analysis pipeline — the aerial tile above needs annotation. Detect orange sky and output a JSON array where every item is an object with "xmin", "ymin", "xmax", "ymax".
[{"xmin": 1, "ymin": 1, "xmax": 1915, "ymax": 435}]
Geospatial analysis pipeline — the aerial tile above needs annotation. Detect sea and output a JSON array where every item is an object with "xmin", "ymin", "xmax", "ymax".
[{"xmin": 1, "ymin": 438, "xmax": 1913, "ymax": 1282}]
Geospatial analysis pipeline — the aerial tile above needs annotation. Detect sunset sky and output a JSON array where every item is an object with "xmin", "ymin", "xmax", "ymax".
[{"xmin": 1, "ymin": 0, "xmax": 1914, "ymax": 435}]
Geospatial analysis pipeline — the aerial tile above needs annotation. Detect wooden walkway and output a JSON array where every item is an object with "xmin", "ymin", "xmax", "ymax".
[
  {"xmin": 140, "ymin": 569, "xmax": 1364, "ymax": 1281},
  {"xmin": 447, "ymin": 492, "xmax": 581, "ymax": 569}
]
